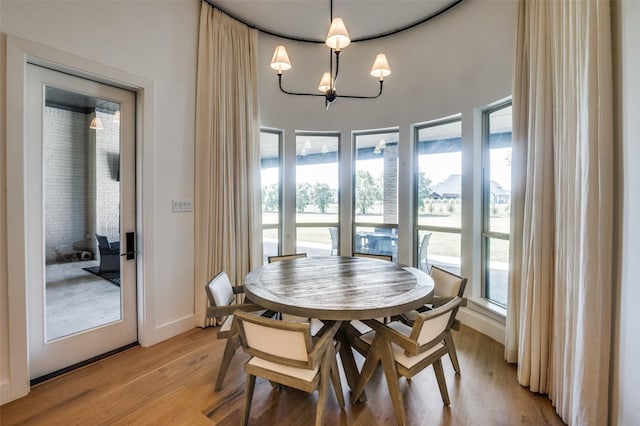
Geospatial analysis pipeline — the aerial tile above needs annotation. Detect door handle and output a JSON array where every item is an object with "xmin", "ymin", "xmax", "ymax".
[{"xmin": 120, "ymin": 231, "xmax": 136, "ymax": 260}]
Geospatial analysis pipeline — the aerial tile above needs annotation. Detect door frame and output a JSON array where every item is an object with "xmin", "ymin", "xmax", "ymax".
[{"xmin": 3, "ymin": 35, "xmax": 156, "ymax": 402}]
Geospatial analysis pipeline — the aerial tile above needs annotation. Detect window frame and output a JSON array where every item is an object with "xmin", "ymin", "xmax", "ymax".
[
  {"xmin": 260, "ymin": 127, "xmax": 284, "ymax": 260},
  {"xmin": 352, "ymin": 128, "xmax": 400, "ymax": 258},
  {"xmin": 413, "ymin": 115, "xmax": 463, "ymax": 270},
  {"xmin": 294, "ymin": 131, "xmax": 341, "ymax": 255},
  {"xmin": 481, "ymin": 100, "xmax": 512, "ymax": 307}
]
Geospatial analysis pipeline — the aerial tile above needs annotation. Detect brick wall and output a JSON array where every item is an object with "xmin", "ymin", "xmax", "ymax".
[
  {"xmin": 43, "ymin": 107, "xmax": 89, "ymax": 263},
  {"xmin": 43, "ymin": 108, "xmax": 120, "ymax": 263},
  {"xmin": 94, "ymin": 110, "xmax": 120, "ymax": 243},
  {"xmin": 383, "ymin": 145, "xmax": 398, "ymax": 223}
]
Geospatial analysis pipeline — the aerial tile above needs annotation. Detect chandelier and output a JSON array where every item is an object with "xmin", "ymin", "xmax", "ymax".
[{"xmin": 270, "ymin": 1, "xmax": 391, "ymax": 109}]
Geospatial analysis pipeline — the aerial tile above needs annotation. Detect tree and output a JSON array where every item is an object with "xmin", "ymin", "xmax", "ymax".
[
  {"xmin": 416, "ymin": 172, "xmax": 432, "ymax": 210},
  {"xmin": 312, "ymin": 182, "xmax": 334, "ymax": 214},
  {"xmin": 355, "ymin": 170, "xmax": 382, "ymax": 215},
  {"xmin": 296, "ymin": 182, "xmax": 312, "ymax": 213},
  {"xmin": 261, "ymin": 183, "xmax": 279, "ymax": 212}
]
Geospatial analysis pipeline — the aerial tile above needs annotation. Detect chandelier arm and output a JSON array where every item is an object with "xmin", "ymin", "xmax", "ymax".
[
  {"xmin": 335, "ymin": 80, "xmax": 384, "ymax": 99},
  {"xmin": 333, "ymin": 50, "xmax": 340, "ymax": 86},
  {"xmin": 277, "ymin": 74, "xmax": 326, "ymax": 97}
]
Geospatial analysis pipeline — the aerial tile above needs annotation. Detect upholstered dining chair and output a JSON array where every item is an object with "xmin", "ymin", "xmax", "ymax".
[
  {"xmin": 399, "ymin": 266, "xmax": 467, "ymax": 373},
  {"xmin": 233, "ymin": 310, "xmax": 344, "ymax": 426},
  {"xmin": 267, "ymin": 252, "xmax": 307, "ymax": 263},
  {"xmin": 205, "ymin": 271, "xmax": 274, "ymax": 391},
  {"xmin": 352, "ymin": 252, "xmax": 393, "ymax": 261},
  {"xmin": 350, "ymin": 297, "xmax": 464, "ymax": 426}
]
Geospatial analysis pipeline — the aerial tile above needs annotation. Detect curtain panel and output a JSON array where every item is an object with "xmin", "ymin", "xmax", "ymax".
[
  {"xmin": 194, "ymin": 2, "xmax": 263, "ymax": 327},
  {"xmin": 507, "ymin": 0, "xmax": 613, "ymax": 424}
]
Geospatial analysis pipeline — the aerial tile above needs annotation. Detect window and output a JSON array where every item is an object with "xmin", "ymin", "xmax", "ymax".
[
  {"xmin": 295, "ymin": 133, "xmax": 339, "ymax": 255},
  {"xmin": 353, "ymin": 130, "xmax": 399, "ymax": 260},
  {"xmin": 260, "ymin": 129, "xmax": 282, "ymax": 263},
  {"xmin": 414, "ymin": 117, "xmax": 462, "ymax": 274},
  {"xmin": 482, "ymin": 102, "xmax": 512, "ymax": 307}
]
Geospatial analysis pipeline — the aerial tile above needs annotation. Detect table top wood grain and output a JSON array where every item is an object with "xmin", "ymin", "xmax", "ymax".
[{"xmin": 244, "ymin": 256, "xmax": 434, "ymax": 321}]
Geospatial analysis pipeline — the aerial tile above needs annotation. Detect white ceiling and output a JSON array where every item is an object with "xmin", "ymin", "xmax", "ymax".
[{"xmin": 209, "ymin": 0, "xmax": 463, "ymax": 42}]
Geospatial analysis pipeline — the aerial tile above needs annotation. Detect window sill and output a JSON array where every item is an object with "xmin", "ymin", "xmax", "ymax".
[{"xmin": 467, "ymin": 297, "xmax": 506, "ymax": 325}]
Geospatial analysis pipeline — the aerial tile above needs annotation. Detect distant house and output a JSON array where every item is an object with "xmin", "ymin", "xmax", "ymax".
[
  {"xmin": 431, "ymin": 174, "xmax": 461, "ymax": 199},
  {"xmin": 490, "ymin": 181, "xmax": 510, "ymax": 204},
  {"xmin": 430, "ymin": 174, "xmax": 510, "ymax": 204}
]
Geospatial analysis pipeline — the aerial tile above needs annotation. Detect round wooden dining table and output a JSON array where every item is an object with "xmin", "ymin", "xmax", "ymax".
[
  {"xmin": 244, "ymin": 256, "xmax": 434, "ymax": 320},
  {"xmin": 243, "ymin": 256, "xmax": 434, "ymax": 400}
]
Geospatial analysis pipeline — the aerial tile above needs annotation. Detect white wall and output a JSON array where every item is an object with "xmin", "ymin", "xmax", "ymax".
[
  {"xmin": 1, "ymin": 0, "xmax": 199, "ymax": 402},
  {"xmin": 259, "ymin": 0, "xmax": 513, "ymax": 131},
  {"xmin": 257, "ymin": 0, "xmax": 514, "ymax": 340},
  {"xmin": 612, "ymin": 1, "xmax": 640, "ymax": 424}
]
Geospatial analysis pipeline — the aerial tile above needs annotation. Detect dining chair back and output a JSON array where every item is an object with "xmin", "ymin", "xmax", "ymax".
[
  {"xmin": 352, "ymin": 252, "xmax": 393, "ymax": 261},
  {"xmin": 205, "ymin": 271, "xmax": 274, "ymax": 390},
  {"xmin": 351, "ymin": 297, "xmax": 464, "ymax": 426},
  {"xmin": 398, "ymin": 265, "xmax": 467, "ymax": 373},
  {"xmin": 233, "ymin": 310, "xmax": 344, "ymax": 426},
  {"xmin": 267, "ymin": 253, "xmax": 307, "ymax": 263},
  {"xmin": 431, "ymin": 265, "xmax": 468, "ymax": 306}
]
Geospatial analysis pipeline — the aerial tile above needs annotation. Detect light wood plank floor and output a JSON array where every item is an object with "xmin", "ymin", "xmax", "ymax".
[{"xmin": 0, "ymin": 325, "xmax": 564, "ymax": 425}]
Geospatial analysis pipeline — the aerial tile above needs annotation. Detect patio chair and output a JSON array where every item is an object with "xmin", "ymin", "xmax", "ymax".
[
  {"xmin": 329, "ymin": 227, "xmax": 338, "ymax": 255},
  {"xmin": 96, "ymin": 234, "xmax": 120, "ymax": 273},
  {"xmin": 418, "ymin": 233, "xmax": 432, "ymax": 273}
]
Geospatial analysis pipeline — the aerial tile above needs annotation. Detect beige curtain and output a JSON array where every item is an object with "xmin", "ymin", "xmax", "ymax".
[
  {"xmin": 506, "ymin": 0, "xmax": 613, "ymax": 424},
  {"xmin": 194, "ymin": 2, "xmax": 263, "ymax": 327}
]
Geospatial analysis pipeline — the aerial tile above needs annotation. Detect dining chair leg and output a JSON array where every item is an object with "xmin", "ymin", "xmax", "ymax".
[
  {"xmin": 444, "ymin": 333, "xmax": 461, "ymax": 374},
  {"xmin": 379, "ymin": 338, "xmax": 407, "ymax": 426},
  {"xmin": 350, "ymin": 337, "xmax": 382, "ymax": 404},
  {"xmin": 241, "ymin": 374, "xmax": 256, "ymax": 426},
  {"xmin": 315, "ymin": 355, "xmax": 331, "ymax": 426},
  {"xmin": 215, "ymin": 335, "xmax": 240, "ymax": 391},
  {"xmin": 329, "ymin": 346, "xmax": 345, "ymax": 409},
  {"xmin": 433, "ymin": 359, "xmax": 450, "ymax": 405}
]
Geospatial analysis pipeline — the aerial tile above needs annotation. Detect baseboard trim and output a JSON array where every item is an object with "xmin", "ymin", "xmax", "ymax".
[
  {"xmin": 458, "ymin": 307, "xmax": 505, "ymax": 345},
  {"xmin": 143, "ymin": 315, "xmax": 195, "ymax": 347}
]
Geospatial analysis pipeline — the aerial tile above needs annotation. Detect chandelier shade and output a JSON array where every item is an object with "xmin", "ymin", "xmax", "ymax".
[
  {"xmin": 318, "ymin": 72, "xmax": 333, "ymax": 93},
  {"xmin": 270, "ymin": 45, "xmax": 292, "ymax": 74},
  {"xmin": 325, "ymin": 17, "xmax": 351, "ymax": 50},
  {"xmin": 370, "ymin": 53, "xmax": 392, "ymax": 79}
]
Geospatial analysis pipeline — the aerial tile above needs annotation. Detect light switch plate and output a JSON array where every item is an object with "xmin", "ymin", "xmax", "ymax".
[{"xmin": 172, "ymin": 199, "xmax": 193, "ymax": 212}]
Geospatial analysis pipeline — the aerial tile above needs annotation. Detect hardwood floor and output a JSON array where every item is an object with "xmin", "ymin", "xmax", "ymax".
[{"xmin": 0, "ymin": 324, "xmax": 564, "ymax": 425}]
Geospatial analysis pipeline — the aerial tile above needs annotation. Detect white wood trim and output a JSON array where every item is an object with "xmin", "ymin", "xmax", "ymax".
[{"xmin": 458, "ymin": 306, "xmax": 505, "ymax": 345}]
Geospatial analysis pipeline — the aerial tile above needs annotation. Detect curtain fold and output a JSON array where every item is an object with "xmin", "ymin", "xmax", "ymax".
[
  {"xmin": 194, "ymin": 2, "xmax": 262, "ymax": 327},
  {"xmin": 506, "ymin": 0, "xmax": 613, "ymax": 423}
]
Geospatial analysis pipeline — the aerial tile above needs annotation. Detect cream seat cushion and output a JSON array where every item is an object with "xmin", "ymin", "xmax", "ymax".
[
  {"xmin": 358, "ymin": 321, "xmax": 446, "ymax": 369},
  {"xmin": 247, "ymin": 357, "xmax": 319, "ymax": 383}
]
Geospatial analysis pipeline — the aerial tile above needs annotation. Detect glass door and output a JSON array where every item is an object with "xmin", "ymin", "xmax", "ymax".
[{"xmin": 26, "ymin": 64, "xmax": 137, "ymax": 380}]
